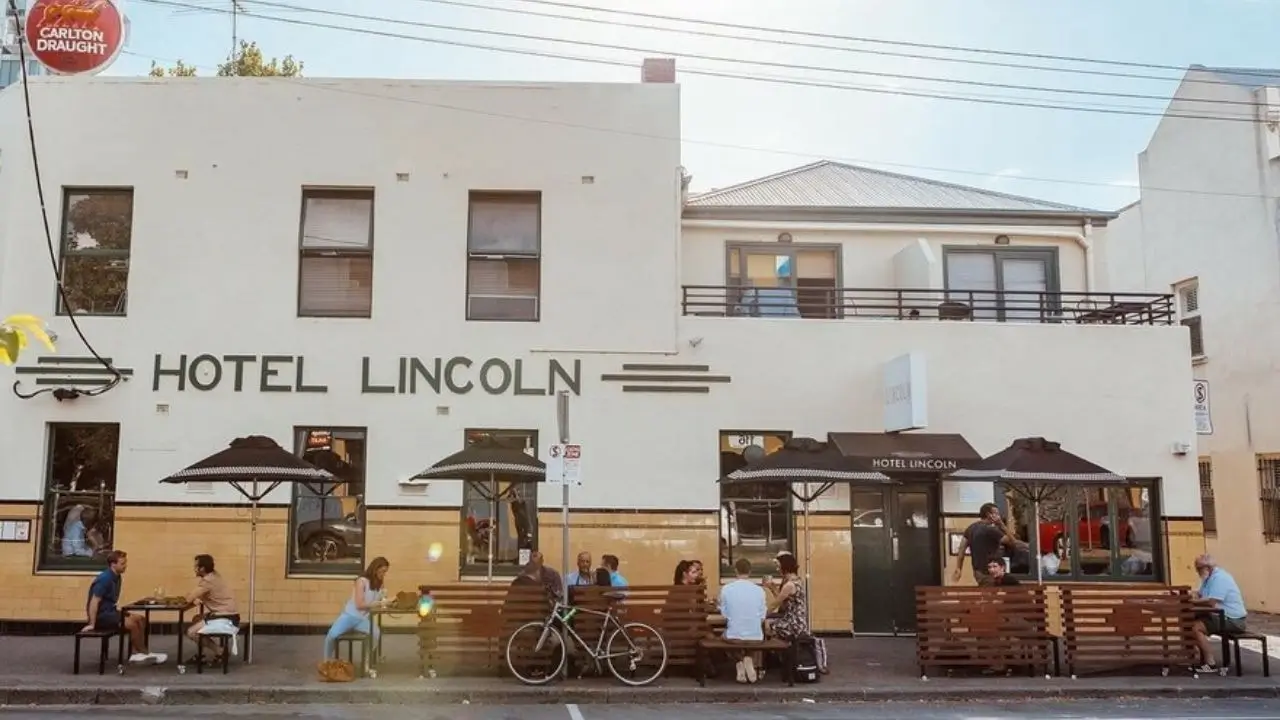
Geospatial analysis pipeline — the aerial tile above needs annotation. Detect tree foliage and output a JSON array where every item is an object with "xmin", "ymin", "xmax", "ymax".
[
  {"xmin": 147, "ymin": 41, "xmax": 303, "ymax": 78},
  {"xmin": 61, "ymin": 192, "xmax": 133, "ymax": 315},
  {"xmin": 0, "ymin": 315, "xmax": 55, "ymax": 365}
]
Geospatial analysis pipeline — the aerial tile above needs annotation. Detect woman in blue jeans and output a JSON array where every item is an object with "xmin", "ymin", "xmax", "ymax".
[{"xmin": 324, "ymin": 557, "xmax": 390, "ymax": 659}]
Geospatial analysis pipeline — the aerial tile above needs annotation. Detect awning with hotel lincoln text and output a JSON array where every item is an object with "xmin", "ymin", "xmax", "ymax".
[{"xmin": 827, "ymin": 432, "xmax": 981, "ymax": 474}]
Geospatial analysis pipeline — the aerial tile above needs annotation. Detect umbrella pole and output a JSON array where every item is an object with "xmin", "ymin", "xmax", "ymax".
[
  {"xmin": 248, "ymin": 482, "xmax": 258, "ymax": 663},
  {"xmin": 1033, "ymin": 497, "xmax": 1043, "ymax": 584},
  {"xmin": 487, "ymin": 474, "xmax": 495, "ymax": 583},
  {"xmin": 802, "ymin": 483, "xmax": 813, "ymax": 620}
]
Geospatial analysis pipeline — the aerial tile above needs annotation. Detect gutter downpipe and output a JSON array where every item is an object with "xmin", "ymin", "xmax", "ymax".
[{"xmin": 1081, "ymin": 219, "xmax": 1095, "ymax": 292}]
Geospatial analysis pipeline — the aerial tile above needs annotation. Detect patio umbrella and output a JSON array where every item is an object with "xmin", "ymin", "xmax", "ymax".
[
  {"xmin": 160, "ymin": 435, "xmax": 335, "ymax": 663},
  {"xmin": 408, "ymin": 439, "xmax": 546, "ymax": 581},
  {"xmin": 949, "ymin": 437, "xmax": 1126, "ymax": 582},
  {"xmin": 720, "ymin": 436, "xmax": 891, "ymax": 616}
]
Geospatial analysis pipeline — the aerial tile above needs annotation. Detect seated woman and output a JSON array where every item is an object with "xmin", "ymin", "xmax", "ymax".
[
  {"xmin": 323, "ymin": 557, "xmax": 390, "ymax": 660},
  {"xmin": 769, "ymin": 551, "xmax": 808, "ymax": 641}
]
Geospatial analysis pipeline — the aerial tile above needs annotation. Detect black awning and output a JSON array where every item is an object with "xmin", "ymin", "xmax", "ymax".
[{"xmin": 827, "ymin": 432, "xmax": 981, "ymax": 474}]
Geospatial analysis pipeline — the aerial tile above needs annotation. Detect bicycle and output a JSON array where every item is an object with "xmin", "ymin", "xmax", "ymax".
[{"xmin": 504, "ymin": 591, "xmax": 668, "ymax": 686}]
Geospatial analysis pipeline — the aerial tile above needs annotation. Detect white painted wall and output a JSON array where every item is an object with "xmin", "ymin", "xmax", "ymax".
[{"xmin": 1099, "ymin": 67, "xmax": 1280, "ymax": 609}]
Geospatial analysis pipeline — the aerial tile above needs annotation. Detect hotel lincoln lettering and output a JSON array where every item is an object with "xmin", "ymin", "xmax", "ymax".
[{"xmin": 151, "ymin": 354, "xmax": 582, "ymax": 396}]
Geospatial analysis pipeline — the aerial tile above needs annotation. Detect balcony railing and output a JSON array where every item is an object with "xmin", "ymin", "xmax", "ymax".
[{"xmin": 681, "ymin": 286, "xmax": 1176, "ymax": 326}]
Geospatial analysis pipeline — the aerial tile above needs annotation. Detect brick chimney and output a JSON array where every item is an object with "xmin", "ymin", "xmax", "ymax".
[{"xmin": 642, "ymin": 58, "xmax": 676, "ymax": 83}]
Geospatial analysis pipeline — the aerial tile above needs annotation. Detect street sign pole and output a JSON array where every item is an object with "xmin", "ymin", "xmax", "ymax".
[{"xmin": 555, "ymin": 391, "xmax": 571, "ymax": 679}]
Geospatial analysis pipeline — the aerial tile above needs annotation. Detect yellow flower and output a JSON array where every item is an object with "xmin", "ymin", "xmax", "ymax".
[{"xmin": 0, "ymin": 315, "xmax": 56, "ymax": 365}]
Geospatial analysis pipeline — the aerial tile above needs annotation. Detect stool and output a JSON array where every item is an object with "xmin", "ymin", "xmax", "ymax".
[
  {"xmin": 73, "ymin": 629, "xmax": 126, "ymax": 675},
  {"xmin": 1224, "ymin": 632, "xmax": 1271, "ymax": 677},
  {"xmin": 195, "ymin": 633, "xmax": 234, "ymax": 675},
  {"xmin": 335, "ymin": 633, "xmax": 369, "ymax": 678}
]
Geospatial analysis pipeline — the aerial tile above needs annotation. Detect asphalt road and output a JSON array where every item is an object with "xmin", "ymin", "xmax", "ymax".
[{"xmin": 2, "ymin": 701, "xmax": 1280, "ymax": 720}]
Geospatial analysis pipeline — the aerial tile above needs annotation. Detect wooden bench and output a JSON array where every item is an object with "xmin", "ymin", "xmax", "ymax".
[
  {"xmin": 416, "ymin": 584, "xmax": 550, "ymax": 677},
  {"xmin": 1060, "ymin": 585, "xmax": 1199, "ymax": 678},
  {"xmin": 915, "ymin": 586, "xmax": 1058, "ymax": 680},
  {"xmin": 73, "ymin": 628, "xmax": 126, "ymax": 676},
  {"xmin": 696, "ymin": 635, "xmax": 794, "ymax": 686}
]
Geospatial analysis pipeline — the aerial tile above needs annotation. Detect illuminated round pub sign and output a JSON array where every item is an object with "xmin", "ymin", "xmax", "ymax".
[{"xmin": 25, "ymin": 0, "xmax": 125, "ymax": 76}]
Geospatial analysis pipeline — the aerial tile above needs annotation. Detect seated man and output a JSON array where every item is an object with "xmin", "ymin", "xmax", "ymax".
[
  {"xmin": 184, "ymin": 554, "xmax": 238, "ymax": 664},
  {"xmin": 718, "ymin": 557, "xmax": 768, "ymax": 684},
  {"xmin": 82, "ymin": 550, "xmax": 166, "ymax": 665},
  {"xmin": 1192, "ymin": 554, "xmax": 1248, "ymax": 672}
]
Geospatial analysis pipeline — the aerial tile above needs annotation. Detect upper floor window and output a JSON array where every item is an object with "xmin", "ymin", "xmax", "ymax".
[
  {"xmin": 1176, "ymin": 279, "xmax": 1204, "ymax": 359},
  {"xmin": 1256, "ymin": 455, "xmax": 1280, "ymax": 544},
  {"xmin": 944, "ymin": 247, "xmax": 1058, "ymax": 322},
  {"xmin": 58, "ymin": 189, "xmax": 133, "ymax": 316},
  {"xmin": 719, "ymin": 430, "xmax": 793, "ymax": 577},
  {"xmin": 1198, "ymin": 457, "xmax": 1216, "ymax": 537},
  {"xmin": 726, "ymin": 244, "xmax": 839, "ymax": 319},
  {"xmin": 288, "ymin": 427, "xmax": 367, "ymax": 576},
  {"xmin": 298, "ymin": 188, "xmax": 374, "ymax": 318},
  {"xmin": 461, "ymin": 428, "xmax": 539, "ymax": 575},
  {"xmin": 466, "ymin": 192, "xmax": 541, "ymax": 322},
  {"xmin": 39, "ymin": 423, "xmax": 119, "ymax": 572}
]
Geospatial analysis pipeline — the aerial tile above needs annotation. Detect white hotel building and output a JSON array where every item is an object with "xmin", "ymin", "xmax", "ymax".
[{"xmin": 0, "ymin": 69, "xmax": 1202, "ymax": 635}]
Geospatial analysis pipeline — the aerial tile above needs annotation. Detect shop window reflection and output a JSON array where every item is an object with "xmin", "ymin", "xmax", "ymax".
[
  {"xmin": 719, "ymin": 431, "xmax": 792, "ymax": 577},
  {"xmin": 996, "ymin": 480, "xmax": 1162, "ymax": 582},
  {"xmin": 461, "ymin": 429, "xmax": 539, "ymax": 576},
  {"xmin": 289, "ymin": 427, "xmax": 366, "ymax": 576}
]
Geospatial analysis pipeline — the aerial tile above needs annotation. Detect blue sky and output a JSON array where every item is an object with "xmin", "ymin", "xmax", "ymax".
[{"xmin": 104, "ymin": 0, "xmax": 1280, "ymax": 211}]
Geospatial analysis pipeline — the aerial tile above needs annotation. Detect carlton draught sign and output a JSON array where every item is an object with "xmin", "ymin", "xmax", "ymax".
[{"xmin": 25, "ymin": 0, "xmax": 125, "ymax": 76}]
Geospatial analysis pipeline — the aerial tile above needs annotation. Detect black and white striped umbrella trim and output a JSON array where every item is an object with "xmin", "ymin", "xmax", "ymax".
[
  {"xmin": 165, "ymin": 466, "xmax": 334, "ymax": 481},
  {"xmin": 949, "ymin": 469, "xmax": 1124, "ymax": 482},
  {"xmin": 726, "ymin": 468, "xmax": 891, "ymax": 481},
  {"xmin": 413, "ymin": 461, "xmax": 546, "ymax": 479}
]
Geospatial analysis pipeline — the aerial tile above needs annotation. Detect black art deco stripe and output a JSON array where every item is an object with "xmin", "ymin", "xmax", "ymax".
[
  {"xmin": 600, "ymin": 363, "xmax": 731, "ymax": 394},
  {"xmin": 14, "ymin": 356, "xmax": 135, "ymax": 387}
]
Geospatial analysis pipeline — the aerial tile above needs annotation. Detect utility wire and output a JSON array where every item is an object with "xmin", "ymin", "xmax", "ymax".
[
  {"xmin": 231, "ymin": 0, "xmax": 1269, "ymax": 113},
  {"xmin": 5, "ymin": 0, "xmax": 126, "ymax": 397},
  {"xmin": 500, "ymin": 0, "xmax": 1280, "ymax": 80},
  {"xmin": 138, "ymin": 0, "xmax": 1273, "ymax": 124},
  {"xmin": 404, "ymin": 0, "xmax": 1270, "ymax": 90},
  {"xmin": 123, "ymin": 47, "xmax": 1278, "ymax": 203}
]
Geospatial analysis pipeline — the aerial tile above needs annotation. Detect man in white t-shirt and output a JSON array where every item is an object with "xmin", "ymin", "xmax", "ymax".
[{"xmin": 718, "ymin": 557, "xmax": 767, "ymax": 683}]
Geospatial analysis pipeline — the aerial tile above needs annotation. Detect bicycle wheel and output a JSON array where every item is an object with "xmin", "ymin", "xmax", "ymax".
[
  {"xmin": 505, "ymin": 621, "xmax": 566, "ymax": 685},
  {"xmin": 605, "ymin": 621, "xmax": 667, "ymax": 686}
]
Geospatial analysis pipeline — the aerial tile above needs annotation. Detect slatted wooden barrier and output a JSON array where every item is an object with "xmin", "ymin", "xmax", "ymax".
[
  {"xmin": 415, "ymin": 584, "xmax": 550, "ymax": 676},
  {"xmin": 915, "ymin": 585, "xmax": 1058, "ymax": 679},
  {"xmin": 571, "ymin": 584, "xmax": 708, "ymax": 670},
  {"xmin": 1060, "ymin": 584, "xmax": 1199, "ymax": 677}
]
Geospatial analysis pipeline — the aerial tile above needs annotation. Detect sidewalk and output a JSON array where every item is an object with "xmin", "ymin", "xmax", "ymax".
[{"xmin": 1, "ymin": 627, "xmax": 1276, "ymax": 706}]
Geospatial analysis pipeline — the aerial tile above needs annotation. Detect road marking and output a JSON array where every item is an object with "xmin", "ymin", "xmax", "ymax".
[{"xmin": 566, "ymin": 702, "xmax": 585, "ymax": 720}]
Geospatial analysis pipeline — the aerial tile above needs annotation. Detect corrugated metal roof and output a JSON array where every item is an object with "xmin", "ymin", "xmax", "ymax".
[
  {"xmin": 687, "ymin": 161, "xmax": 1093, "ymax": 214},
  {"xmin": 1194, "ymin": 65, "xmax": 1280, "ymax": 90}
]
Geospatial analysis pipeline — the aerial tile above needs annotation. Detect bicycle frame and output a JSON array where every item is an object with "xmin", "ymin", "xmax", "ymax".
[{"xmin": 533, "ymin": 600, "xmax": 633, "ymax": 664}]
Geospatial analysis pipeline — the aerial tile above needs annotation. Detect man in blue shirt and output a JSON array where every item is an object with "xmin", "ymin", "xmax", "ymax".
[
  {"xmin": 1192, "ymin": 554, "xmax": 1247, "ymax": 671},
  {"xmin": 718, "ymin": 557, "xmax": 767, "ymax": 684},
  {"xmin": 601, "ymin": 554, "xmax": 627, "ymax": 587},
  {"xmin": 82, "ymin": 550, "xmax": 166, "ymax": 665}
]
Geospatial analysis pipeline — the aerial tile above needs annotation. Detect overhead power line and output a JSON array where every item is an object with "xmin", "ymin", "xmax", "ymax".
[
  {"xmin": 500, "ymin": 0, "xmax": 1280, "ymax": 80},
  {"xmin": 231, "ymin": 0, "xmax": 1268, "ymax": 113},
  {"xmin": 137, "ymin": 0, "xmax": 1274, "ymax": 125},
  {"xmin": 122, "ymin": 47, "xmax": 1277, "ymax": 203},
  {"xmin": 405, "ymin": 0, "xmax": 1267, "ymax": 90}
]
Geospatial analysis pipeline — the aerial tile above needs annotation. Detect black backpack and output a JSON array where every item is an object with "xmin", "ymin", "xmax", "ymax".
[{"xmin": 791, "ymin": 637, "xmax": 822, "ymax": 683}]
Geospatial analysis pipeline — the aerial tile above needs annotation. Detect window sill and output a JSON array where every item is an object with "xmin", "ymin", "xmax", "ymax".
[
  {"xmin": 286, "ymin": 572, "xmax": 361, "ymax": 581},
  {"xmin": 1192, "ymin": 354, "xmax": 1208, "ymax": 366},
  {"xmin": 35, "ymin": 567, "xmax": 102, "ymax": 577},
  {"xmin": 54, "ymin": 311, "xmax": 127, "ymax": 319},
  {"xmin": 459, "ymin": 572, "xmax": 519, "ymax": 581}
]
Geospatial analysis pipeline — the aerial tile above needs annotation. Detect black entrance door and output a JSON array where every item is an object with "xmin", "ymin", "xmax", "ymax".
[{"xmin": 851, "ymin": 484, "xmax": 940, "ymax": 635}]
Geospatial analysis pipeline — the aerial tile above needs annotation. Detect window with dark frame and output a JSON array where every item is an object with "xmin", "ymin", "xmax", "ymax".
[
  {"xmin": 719, "ymin": 430, "xmax": 793, "ymax": 577},
  {"xmin": 58, "ymin": 189, "xmax": 133, "ymax": 316},
  {"xmin": 287, "ymin": 427, "xmax": 367, "ymax": 575},
  {"xmin": 725, "ymin": 245, "xmax": 839, "ymax": 319},
  {"xmin": 943, "ymin": 247, "xmax": 1058, "ymax": 322},
  {"xmin": 1177, "ymin": 281, "xmax": 1204, "ymax": 359},
  {"xmin": 38, "ymin": 423, "xmax": 120, "ymax": 571},
  {"xmin": 1256, "ymin": 455, "xmax": 1280, "ymax": 544},
  {"xmin": 298, "ymin": 188, "xmax": 375, "ymax": 318},
  {"xmin": 1198, "ymin": 457, "xmax": 1216, "ymax": 536},
  {"xmin": 460, "ymin": 429, "xmax": 539, "ymax": 575},
  {"xmin": 994, "ymin": 479, "xmax": 1161, "ymax": 582},
  {"xmin": 466, "ymin": 192, "xmax": 541, "ymax": 322}
]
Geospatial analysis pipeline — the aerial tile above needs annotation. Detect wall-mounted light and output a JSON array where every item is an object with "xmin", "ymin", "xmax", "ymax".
[
  {"xmin": 778, "ymin": 232, "xmax": 793, "ymax": 243},
  {"xmin": 994, "ymin": 235, "xmax": 1011, "ymax": 245}
]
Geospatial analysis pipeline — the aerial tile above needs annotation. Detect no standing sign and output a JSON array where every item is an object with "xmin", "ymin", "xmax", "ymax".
[{"xmin": 25, "ymin": 0, "xmax": 125, "ymax": 76}]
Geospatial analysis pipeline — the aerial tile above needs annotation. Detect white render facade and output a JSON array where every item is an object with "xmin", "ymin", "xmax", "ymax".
[
  {"xmin": 0, "ymin": 76, "xmax": 1202, "ymax": 632},
  {"xmin": 1100, "ymin": 65, "xmax": 1280, "ymax": 612}
]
